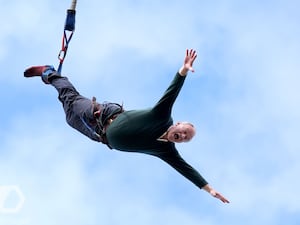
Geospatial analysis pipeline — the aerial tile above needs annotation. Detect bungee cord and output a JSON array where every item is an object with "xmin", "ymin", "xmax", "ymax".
[{"xmin": 57, "ymin": 0, "xmax": 77, "ymax": 74}]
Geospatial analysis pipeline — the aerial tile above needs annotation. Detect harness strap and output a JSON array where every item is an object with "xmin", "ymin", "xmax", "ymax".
[{"xmin": 57, "ymin": 1, "xmax": 77, "ymax": 74}]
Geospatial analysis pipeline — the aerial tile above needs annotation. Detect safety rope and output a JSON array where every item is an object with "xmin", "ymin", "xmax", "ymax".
[{"xmin": 57, "ymin": 0, "xmax": 77, "ymax": 74}]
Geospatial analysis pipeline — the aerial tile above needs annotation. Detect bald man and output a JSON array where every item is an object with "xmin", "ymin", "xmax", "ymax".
[{"xmin": 24, "ymin": 49, "xmax": 229, "ymax": 203}]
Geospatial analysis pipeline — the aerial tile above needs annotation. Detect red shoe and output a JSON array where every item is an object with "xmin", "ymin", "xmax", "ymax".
[
  {"xmin": 24, "ymin": 65, "xmax": 56, "ymax": 84},
  {"xmin": 24, "ymin": 65, "xmax": 49, "ymax": 77}
]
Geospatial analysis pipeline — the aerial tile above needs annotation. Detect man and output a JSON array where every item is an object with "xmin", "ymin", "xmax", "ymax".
[{"xmin": 24, "ymin": 49, "xmax": 229, "ymax": 203}]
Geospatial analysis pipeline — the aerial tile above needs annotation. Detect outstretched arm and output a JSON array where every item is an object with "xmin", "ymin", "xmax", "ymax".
[
  {"xmin": 160, "ymin": 147, "xmax": 229, "ymax": 204},
  {"xmin": 152, "ymin": 49, "xmax": 197, "ymax": 115},
  {"xmin": 159, "ymin": 147, "xmax": 209, "ymax": 190},
  {"xmin": 179, "ymin": 49, "xmax": 197, "ymax": 76},
  {"xmin": 202, "ymin": 184, "xmax": 230, "ymax": 203}
]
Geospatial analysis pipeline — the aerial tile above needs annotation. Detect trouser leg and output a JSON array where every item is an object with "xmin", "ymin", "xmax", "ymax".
[{"xmin": 50, "ymin": 77, "xmax": 95, "ymax": 130}]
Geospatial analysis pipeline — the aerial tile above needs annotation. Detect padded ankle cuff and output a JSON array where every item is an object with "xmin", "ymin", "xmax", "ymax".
[{"xmin": 41, "ymin": 65, "xmax": 57, "ymax": 84}]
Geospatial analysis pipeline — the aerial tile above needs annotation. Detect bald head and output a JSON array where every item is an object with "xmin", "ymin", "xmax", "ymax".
[{"xmin": 166, "ymin": 122, "xmax": 196, "ymax": 143}]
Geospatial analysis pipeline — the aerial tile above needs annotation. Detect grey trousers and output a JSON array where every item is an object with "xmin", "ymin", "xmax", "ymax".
[{"xmin": 51, "ymin": 77, "xmax": 100, "ymax": 142}]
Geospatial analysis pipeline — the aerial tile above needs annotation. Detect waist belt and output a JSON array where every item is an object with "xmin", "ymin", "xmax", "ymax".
[
  {"xmin": 97, "ymin": 112, "xmax": 122, "ymax": 149},
  {"xmin": 104, "ymin": 113, "xmax": 120, "ymax": 129},
  {"xmin": 92, "ymin": 97, "xmax": 124, "ymax": 149}
]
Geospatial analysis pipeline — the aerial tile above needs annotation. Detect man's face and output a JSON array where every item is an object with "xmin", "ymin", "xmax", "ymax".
[{"xmin": 167, "ymin": 122, "xmax": 196, "ymax": 143}]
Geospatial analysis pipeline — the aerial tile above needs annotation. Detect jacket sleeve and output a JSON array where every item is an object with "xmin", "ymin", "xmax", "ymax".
[
  {"xmin": 159, "ymin": 145, "xmax": 208, "ymax": 189},
  {"xmin": 152, "ymin": 72, "xmax": 186, "ymax": 117}
]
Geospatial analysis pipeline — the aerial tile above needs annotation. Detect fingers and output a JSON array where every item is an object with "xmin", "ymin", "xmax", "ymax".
[
  {"xmin": 223, "ymin": 198, "xmax": 230, "ymax": 203},
  {"xmin": 215, "ymin": 193, "xmax": 230, "ymax": 204},
  {"xmin": 186, "ymin": 49, "xmax": 197, "ymax": 60},
  {"xmin": 219, "ymin": 195, "xmax": 230, "ymax": 203},
  {"xmin": 190, "ymin": 49, "xmax": 197, "ymax": 59},
  {"xmin": 211, "ymin": 191, "xmax": 230, "ymax": 204}
]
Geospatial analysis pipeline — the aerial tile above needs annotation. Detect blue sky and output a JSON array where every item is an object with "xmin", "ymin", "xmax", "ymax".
[{"xmin": 1, "ymin": 0, "xmax": 300, "ymax": 224}]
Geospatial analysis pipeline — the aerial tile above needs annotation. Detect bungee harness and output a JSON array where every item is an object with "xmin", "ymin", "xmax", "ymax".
[
  {"xmin": 55, "ymin": 1, "xmax": 125, "ymax": 148},
  {"xmin": 57, "ymin": 0, "xmax": 77, "ymax": 75},
  {"xmin": 56, "ymin": 0, "xmax": 124, "ymax": 149}
]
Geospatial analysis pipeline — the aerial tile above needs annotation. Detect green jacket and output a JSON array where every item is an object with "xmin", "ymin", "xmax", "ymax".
[{"xmin": 106, "ymin": 72, "xmax": 208, "ymax": 189}]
